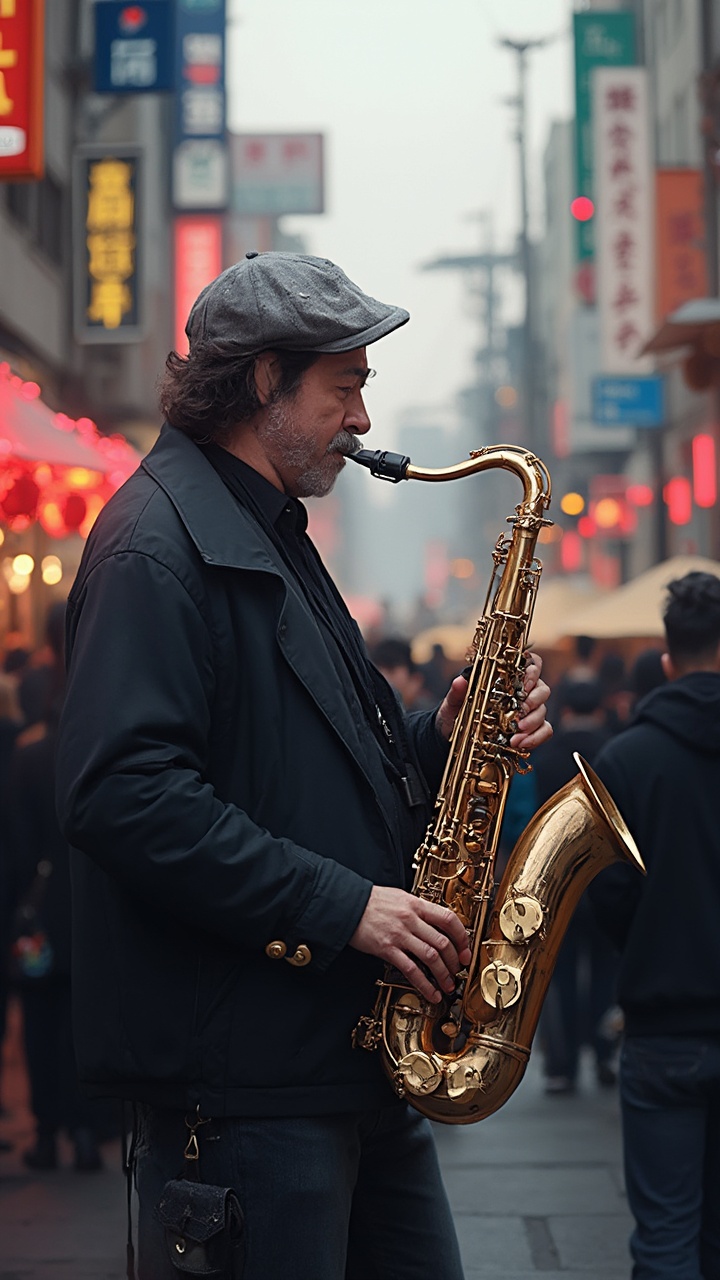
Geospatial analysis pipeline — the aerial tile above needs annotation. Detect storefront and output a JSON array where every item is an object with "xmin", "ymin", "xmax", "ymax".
[{"xmin": 0, "ymin": 363, "xmax": 139, "ymax": 650}]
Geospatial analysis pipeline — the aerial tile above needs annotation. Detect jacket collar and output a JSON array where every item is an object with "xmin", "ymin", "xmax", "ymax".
[{"xmin": 142, "ymin": 422, "xmax": 283, "ymax": 572}]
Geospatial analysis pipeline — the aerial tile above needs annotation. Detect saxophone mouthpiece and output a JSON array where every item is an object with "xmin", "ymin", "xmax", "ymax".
[{"xmin": 344, "ymin": 446, "xmax": 411, "ymax": 483}]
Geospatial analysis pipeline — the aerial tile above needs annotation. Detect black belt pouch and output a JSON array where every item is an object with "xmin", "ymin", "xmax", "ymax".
[{"xmin": 156, "ymin": 1179, "xmax": 244, "ymax": 1277}]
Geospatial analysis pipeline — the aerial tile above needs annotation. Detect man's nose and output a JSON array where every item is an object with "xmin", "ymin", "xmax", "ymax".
[{"xmin": 345, "ymin": 393, "xmax": 371, "ymax": 435}]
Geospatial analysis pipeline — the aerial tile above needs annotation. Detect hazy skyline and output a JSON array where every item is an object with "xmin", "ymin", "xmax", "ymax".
[{"xmin": 227, "ymin": 0, "xmax": 575, "ymax": 454}]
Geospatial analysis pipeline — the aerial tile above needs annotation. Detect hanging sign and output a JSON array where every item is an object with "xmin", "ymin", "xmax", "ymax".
[
  {"xmin": 594, "ymin": 66, "xmax": 654, "ymax": 374},
  {"xmin": 0, "ymin": 0, "xmax": 44, "ymax": 180},
  {"xmin": 93, "ymin": 1, "xmax": 176, "ymax": 95},
  {"xmin": 73, "ymin": 146, "xmax": 142, "ymax": 343},
  {"xmin": 172, "ymin": 0, "xmax": 228, "ymax": 211}
]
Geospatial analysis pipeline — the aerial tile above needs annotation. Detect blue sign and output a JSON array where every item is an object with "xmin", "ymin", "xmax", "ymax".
[
  {"xmin": 172, "ymin": 0, "xmax": 228, "ymax": 211},
  {"xmin": 94, "ymin": 2, "xmax": 175, "ymax": 94},
  {"xmin": 593, "ymin": 376, "xmax": 666, "ymax": 428}
]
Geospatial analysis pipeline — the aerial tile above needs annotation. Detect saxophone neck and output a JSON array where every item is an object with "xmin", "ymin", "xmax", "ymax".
[{"xmin": 344, "ymin": 442, "xmax": 552, "ymax": 519}]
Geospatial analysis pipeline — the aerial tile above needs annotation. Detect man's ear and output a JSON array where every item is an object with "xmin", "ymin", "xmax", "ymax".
[
  {"xmin": 661, "ymin": 651, "xmax": 675, "ymax": 681},
  {"xmin": 253, "ymin": 352, "xmax": 279, "ymax": 405}
]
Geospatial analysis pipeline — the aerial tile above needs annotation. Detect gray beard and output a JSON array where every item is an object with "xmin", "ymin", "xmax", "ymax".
[{"xmin": 258, "ymin": 405, "xmax": 356, "ymax": 498}]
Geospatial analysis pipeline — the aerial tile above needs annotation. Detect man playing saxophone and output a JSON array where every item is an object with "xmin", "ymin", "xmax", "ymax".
[{"xmin": 56, "ymin": 252, "xmax": 551, "ymax": 1280}]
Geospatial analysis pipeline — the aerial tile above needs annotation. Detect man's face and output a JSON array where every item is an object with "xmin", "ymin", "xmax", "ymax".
[{"xmin": 257, "ymin": 349, "xmax": 372, "ymax": 498}]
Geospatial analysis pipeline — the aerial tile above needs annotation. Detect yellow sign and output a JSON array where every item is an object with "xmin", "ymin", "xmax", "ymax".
[{"xmin": 75, "ymin": 147, "xmax": 141, "ymax": 342}]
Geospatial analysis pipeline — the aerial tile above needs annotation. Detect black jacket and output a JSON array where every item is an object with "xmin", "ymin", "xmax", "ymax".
[
  {"xmin": 56, "ymin": 425, "xmax": 447, "ymax": 1116},
  {"xmin": 591, "ymin": 672, "xmax": 720, "ymax": 1036}
]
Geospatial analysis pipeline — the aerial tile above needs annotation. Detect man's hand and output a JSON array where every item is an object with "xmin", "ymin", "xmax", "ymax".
[
  {"xmin": 435, "ymin": 650, "xmax": 552, "ymax": 751},
  {"xmin": 349, "ymin": 885, "xmax": 472, "ymax": 1004}
]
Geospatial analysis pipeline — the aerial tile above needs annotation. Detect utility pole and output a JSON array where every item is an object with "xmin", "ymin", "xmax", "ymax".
[{"xmin": 498, "ymin": 36, "xmax": 553, "ymax": 454}]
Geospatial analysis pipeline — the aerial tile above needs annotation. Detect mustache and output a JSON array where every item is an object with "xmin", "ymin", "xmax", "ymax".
[{"xmin": 331, "ymin": 431, "xmax": 362, "ymax": 457}]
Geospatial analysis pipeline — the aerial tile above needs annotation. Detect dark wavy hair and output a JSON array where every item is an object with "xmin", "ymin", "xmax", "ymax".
[
  {"xmin": 158, "ymin": 341, "xmax": 321, "ymax": 445},
  {"xmin": 663, "ymin": 571, "xmax": 720, "ymax": 665}
]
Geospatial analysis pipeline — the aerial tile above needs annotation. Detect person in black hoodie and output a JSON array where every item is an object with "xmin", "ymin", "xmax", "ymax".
[{"xmin": 591, "ymin": 571, "xmax": 720, "ymax": 1280}]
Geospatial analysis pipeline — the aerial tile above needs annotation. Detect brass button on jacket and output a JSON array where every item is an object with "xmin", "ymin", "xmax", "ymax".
[{"xmin": 265, "ymin": 940, "xmax": 287, "ymax": 960}]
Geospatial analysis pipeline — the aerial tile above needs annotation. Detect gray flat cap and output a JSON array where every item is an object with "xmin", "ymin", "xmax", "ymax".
[{"xmin": 185, "ymin": 251, "xmax": 410, "ymax": 353}]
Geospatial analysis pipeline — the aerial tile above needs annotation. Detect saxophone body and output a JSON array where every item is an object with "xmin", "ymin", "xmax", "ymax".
[{"xmin": 349, "ymin": 443, "xmax": 645, "ymax": 1125}]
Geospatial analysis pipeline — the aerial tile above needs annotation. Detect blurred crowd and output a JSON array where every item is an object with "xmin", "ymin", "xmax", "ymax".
[{"xmin": 0, "ymin": 601, "xmax": 113, "ymax": 1174}]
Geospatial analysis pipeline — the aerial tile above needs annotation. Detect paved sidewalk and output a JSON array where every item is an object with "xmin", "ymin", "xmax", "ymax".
[{"xmin": 0, "ymin": 1000, "xmax": 631, "ymax": 1279}]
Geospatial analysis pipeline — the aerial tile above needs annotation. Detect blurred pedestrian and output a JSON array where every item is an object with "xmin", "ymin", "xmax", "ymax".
[
  {"xmin": 591, "ymin": 571, "xmax": 720, "ymax": 1279},
  {"xmin": 629, "ymin": 647, "xmax": 666, "ymax": 707},
  {"xmin": 532, "ymin": 679, "xmax": 617, "ymax": 1094},
  {"xmin": 418, "ymin": 642, "xmax": 450, "ymax": 701},
  {"xmin": 8, "ymin": 602, "xmax": 103, "ymax": 1173},
  {"xmin": 598, "ymin": 651, "xmax": 633, "ymax": 735},
  {"xmin": 0, "ymin": 672, "xmax": 22, "ymax": 1134},
  {"xmin": 369, "ymin": 636, "xmax": 435, "ymax": 710}
]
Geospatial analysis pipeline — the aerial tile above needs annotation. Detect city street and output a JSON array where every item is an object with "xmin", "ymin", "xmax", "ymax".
[{"xmin": 0, "ymin": 1000, "xmax": 632, "ymax": 1280}]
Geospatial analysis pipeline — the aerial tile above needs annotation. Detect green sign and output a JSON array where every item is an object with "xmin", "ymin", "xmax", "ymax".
[{"xmin": 573, "ymin": 11, "xmax": 635, "ymax": 260}]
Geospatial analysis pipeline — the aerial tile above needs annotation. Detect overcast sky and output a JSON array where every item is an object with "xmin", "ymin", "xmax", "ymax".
[{"xmin": 227, "ymin": 0, "xmax": 574, "ymax": 448}]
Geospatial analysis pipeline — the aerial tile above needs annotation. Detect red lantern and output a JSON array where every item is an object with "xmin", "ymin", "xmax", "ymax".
[
  {"xmin": 62, "ymin": 493, "xmax": 87, "ymax": 532},
  {"xmin": 1, "ymin": 472, "xmax": 40, "ymax": 522}
]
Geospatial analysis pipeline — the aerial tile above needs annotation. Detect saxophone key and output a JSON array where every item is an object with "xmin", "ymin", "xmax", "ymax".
[
  {"xmin": 498, "ymin": 894, "xmax": 544, "ymax": 943},
  {"xmin": 397, "ymin": 1051, "xmax": 443, "ymax": 1096},
  {"xmin": 479, "ymin": 960, "xmax": 522, "ymax": 1010}
]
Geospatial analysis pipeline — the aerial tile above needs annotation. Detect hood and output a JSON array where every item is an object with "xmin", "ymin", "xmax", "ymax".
[{"xmin": 635, "ymin": 671, "xmax": 720, "ymax": 754}]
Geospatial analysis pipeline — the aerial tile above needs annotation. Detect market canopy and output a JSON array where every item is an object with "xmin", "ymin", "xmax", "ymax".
[
  {"xmin": 410, "ymin": 578, "xmax": 606, "ymax": 666},
  {"xmin": 640, "ymin": 298, "xmax": 720, "ymax": 356},
  {"xmin": 0, "ymin": 363, "xmax": 140, "ymax": 538},
  {"xmin": 563, "ymin": 556, "xmax": 720, "ymax": 640}
]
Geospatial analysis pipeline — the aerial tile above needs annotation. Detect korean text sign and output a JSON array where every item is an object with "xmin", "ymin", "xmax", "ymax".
[{"xmin": 0, "ymin": 0, "xmax": 44, "ymax": 180}]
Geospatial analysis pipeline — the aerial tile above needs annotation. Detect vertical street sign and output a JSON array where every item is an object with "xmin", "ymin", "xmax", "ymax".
[
  {"xmin": 172, "ymin": 0, "xmax": 228, "ymax": 212},
  {"xmin": 0, "ymin": 0, "xmax": 44, "ymax": 181},
  {"xmin": 595, "ymin": 66, "xmax": 654, "ymax": 374},
  {"xmin": 93, "ymin": 1, "xmax": 176, "ymax": 95},
  {"xmin": 573, "ymin": 10, "xmax": 635, "ymax": 261},
  {"xmin": 73, "ymin": 146, "xmax": 143, "ymax": 343},
  {"xmin": 655, "ymin": 169, "xmax": 708, "ymax": 321},
  {"xmin": 173, "ymin": 214, "xmax": 223, "ymax": 354}
]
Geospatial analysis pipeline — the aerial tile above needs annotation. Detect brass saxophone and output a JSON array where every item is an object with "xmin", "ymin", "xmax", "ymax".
[{"xmin": 348, "ymin": 442, "xmax": 645, "ymax": 1125}]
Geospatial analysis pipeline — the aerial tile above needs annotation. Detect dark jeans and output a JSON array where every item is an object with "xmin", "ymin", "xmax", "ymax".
[
  {"xmin": 621, "ymin": 1034, "xmax": 720, "ymax": 1279},
  {"xmin": 134, "ymin": 1101, "xmax": 465, "ymax": 1280}
]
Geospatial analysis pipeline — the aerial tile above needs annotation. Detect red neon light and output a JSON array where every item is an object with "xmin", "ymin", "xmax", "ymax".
[
  {"xmin": 570, "ymin": 196, "xmax": 595, "ymax": 222},
  {"xmin": 174, "ymin": 217, "xmax": 224, "ymax": 356},
  {"xmin": 560, "ymin": 530, "xmax": 583, "ymax": 572},
  {"xmin": 577, "ymin": 515, "xmax": 596, "ymax": 539},
  {"xmin": 663, "ymin": 476, "xmax": 692, "ymax": 525},
  {"xmin": 626, "ymin": 483, "xmax": 654, "ymax": 507},
  {"xmin": 692, "ymin": 433, "xmax": 717, "ymax": 508}
]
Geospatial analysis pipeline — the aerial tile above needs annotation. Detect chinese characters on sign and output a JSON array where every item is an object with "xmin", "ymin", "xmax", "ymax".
[
  {"xmin": 655, "ymin": 169, "xmax": 708, "ymax": 320},
  {"xmin": 572, "ymin": 10, "xmax": 635, "ymax": 261},
  {"xmin": 594, "ymin": 66, "xmax": 653, "ymax": 374},
  {"xmin": 74, "ymin": 148, "xmax": 141, "ymax": 344},
  {"xmin": 93, "ymin": 1, "xmax": 175, "ymax": 94},
  {"xmin": 0, "ymin": 0, "xmax": 44, "ymax": 180},
  {"xmin": 229, "ymin": 134, "xmax": 325, "ymax": 216},
  {"xmin": 172, "ymin": 0, "xmax": 228, "ymax": 211}
]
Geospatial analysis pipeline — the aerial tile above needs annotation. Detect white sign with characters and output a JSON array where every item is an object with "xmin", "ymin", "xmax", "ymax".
[{"xmin": 594, "ymin": 65, "xmax": 654, "ymax": 375}]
